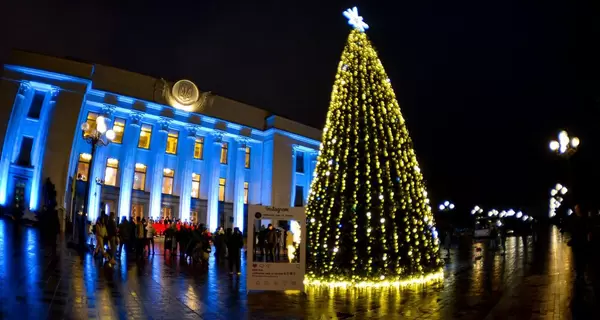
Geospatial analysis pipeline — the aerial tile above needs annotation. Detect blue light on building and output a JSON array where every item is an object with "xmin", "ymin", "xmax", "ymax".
[{"xmin": 0, "ymin": 51, "xmax": 321, "ymax": 231}]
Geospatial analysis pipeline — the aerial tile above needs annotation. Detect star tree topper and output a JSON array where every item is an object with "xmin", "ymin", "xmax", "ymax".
[{"xmin": 343, "ymin": 7, "xmax": 369, "ymax": 32}]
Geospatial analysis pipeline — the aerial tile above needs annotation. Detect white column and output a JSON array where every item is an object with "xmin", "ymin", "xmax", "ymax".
[
  {"xmin": 117, "ymin": 112, "xmax": 143, "ymax": 219},
  {"xmin": 87, "ymin": 106, "xmax": 114, "ymax": 222},
  {"xmin": 148, "ymin": 118, "xmax": 170, "ymax": 219},
  {"xmin": 233, "ymin": 139, "xmax": 247, "ymax": 232},
  {"xmin": 177, "ymin": 125, "xmax": 197, "ymax": 222},
  {"xmin": 0, "ymin": 82, "xmax": 31, "ymax": 205},
  {"xmin": 29, "ymin": 87, "xmax": 59, "ymax": 211},
  {"xmin": 290, "ymin": 146, "xmax": 298, "ymax": 207},
  {"xmin": 206, "ymin": 133, "xmax": 223, "ymax": 231}
]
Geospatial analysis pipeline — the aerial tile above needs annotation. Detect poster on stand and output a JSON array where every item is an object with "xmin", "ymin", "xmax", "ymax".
[{"xmin": 246, "ymin": 205, "xmax": 306, "ymax": 292}]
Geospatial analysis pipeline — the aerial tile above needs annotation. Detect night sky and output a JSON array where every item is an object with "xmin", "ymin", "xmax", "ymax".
[{"xmin": 0, "ymin": 1, "xmax": 596, "ymax": 216}]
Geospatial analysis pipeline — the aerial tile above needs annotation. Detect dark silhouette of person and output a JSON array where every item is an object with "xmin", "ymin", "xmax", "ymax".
[
  {"xmin": 227, "ymin": 227, "xmax": 244, "ymax": 274},
  {"xmin": 266, "ymin": 224, "xmax": 277, "ymax": 262}
]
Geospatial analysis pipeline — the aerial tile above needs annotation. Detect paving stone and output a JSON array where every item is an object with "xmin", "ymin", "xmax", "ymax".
[{"xmin": 0, "ymin": 219, "xmax": 595, "ymax": 319}]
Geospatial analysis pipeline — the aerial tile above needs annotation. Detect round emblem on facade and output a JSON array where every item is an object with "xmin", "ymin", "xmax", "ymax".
[{"xmin": 172, "ymin": 80, "xmax": 200, "ymax": 106}]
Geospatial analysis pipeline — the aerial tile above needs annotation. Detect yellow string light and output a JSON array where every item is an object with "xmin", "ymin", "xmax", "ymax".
[{"xmin": 306, "ymin": 28, "xmax": 443, "ymax": 287}]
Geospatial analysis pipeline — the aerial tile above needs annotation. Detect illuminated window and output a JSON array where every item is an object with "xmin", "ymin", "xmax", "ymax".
[
  {"xmin": 162, "ymin": 168, "xmax": 174, "ymax": 194},
  {"xmin": 218, "ymin": 178, "xmax": 226, "ymax": 201},
  {"xmin": 131, "ymin": 204, "xmax": 144, "ymax": 219},
  {"xmin": 111, "ymin": 118, "xmax": 125, "ymax": 144},
  {"xmin": 296, "ymin": 152, "xmax": 304, "ymax": 173},
  {"xmin": 27, "ymin": 91, "xmax": 45, "ymax": 119},
  {"xmin": 76, "ymin": 153, "xmax": 92, "ymax": 181},
  {"xmin": 194, "ymin": 137, "xmax": 204, "ymax": 159},
  {"xmin": 191, "ymin": 173, "xmax": 201, "ymax": 198},
  {"xmin": 166, "ymin": 130, "xmax": 178, "ymax": 154},
  {"xmin": 244, "ymin": 182, "xmax": 249, "ymax": 204},
  {"xmin": 220, "ymin": 142, "xmax": 228, "ymax": 164},
  {"xmin": 84, "ymin": 112, "xmax": 98, "ymax": 137},
  {"xmin": 104, "ymin": 158, "xmax": 119, "ymax": 187},
  {"xmin": 133, "ymin": 163, "xmax": 147, "ymax": 191},
  {"xmin": 138, "ymin": 124, "xmax": 152, "ymax": 149},
  {"xmin": 245, "ymin": 146, "xmax": 251, "ymax": 168}
]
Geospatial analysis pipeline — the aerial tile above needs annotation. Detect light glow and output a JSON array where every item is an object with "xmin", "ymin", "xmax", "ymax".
[
  {"xmin": 343, "ymin": 7, "xmax": 369, "ymax": 32},
  {"xmin": 304, "ymin": 270, "xmax": 444, "ymax": 288}
]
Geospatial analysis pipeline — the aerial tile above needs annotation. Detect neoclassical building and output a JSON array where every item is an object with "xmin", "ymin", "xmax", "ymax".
[{"xmin": 0, "ymin": 50, "xmax": 320, "ymax": 232}]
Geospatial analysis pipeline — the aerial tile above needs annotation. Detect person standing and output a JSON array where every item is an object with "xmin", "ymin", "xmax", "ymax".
[
  {"xmin": 94, "ymin": 217, "xmax": 108, "ymax": 261},
  {"xmin": 227, "ymin": 227, "xmax": 244, "ymax": 275},
  {"xmin": 118, "ymin": 217, "xmax": 129, "ymax": 257},
  {"xmin": 214, "ymin": 226, "xmax": 226, "ymax": 262},
  {"xmin": 266, "ymin": 224, "xmax": 277, "ymax": 262},
  {"xmin": 146, "ymin": 221, "xmax": 156, "ymax": 254},
  {"xmin": 135, "ymin": 217, "xmax": 145, "ymax": 258},
  {"xmin": 568, "ymin": 204, "xmax": 591, "ymax": 282},
  {"xmin": 106, "ymin": 212, "xmax": 117, "ymax": 265}
]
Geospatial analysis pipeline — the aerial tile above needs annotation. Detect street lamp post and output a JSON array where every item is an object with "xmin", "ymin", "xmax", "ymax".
[
  {"xmin": 549, "ymin": 130, "xmax": 579, "ymax": 213},
  {"xmin": 439, "ymin": 201, "xmax": 455, "ymax": 212},
  {"xmin": 74, "ymin": 116, "xmax": 114, "ymax": 251}
]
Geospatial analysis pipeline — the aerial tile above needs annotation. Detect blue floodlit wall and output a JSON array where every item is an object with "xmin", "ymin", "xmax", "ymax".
[{"xmin": 0, "ymin": 63, "xmax": 320, "ymax": 231}]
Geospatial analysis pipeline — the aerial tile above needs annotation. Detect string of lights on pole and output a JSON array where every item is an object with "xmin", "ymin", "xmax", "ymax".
[
  {"xmin": 549, "ymin": 130, "xmax": 579, "ymax": 158},
  {"xmin": 438, "ymin": 201, "xmax": 455, "ymax": 211},
  {"xmin": 549, "ymin": 183, "xmax": 567, "ymax": 218}
]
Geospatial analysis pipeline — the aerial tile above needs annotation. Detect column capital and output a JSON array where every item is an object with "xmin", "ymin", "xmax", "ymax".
[
  {"xmin": 185, "ymin": 125, "xmax": 199, "ymax": 139},
  {"xmin": 157, "ymin": 117, "xmax": 172, "ymax": 132},
  {"xmin": 129, "ymin": 112, "xmax": 144, "ymax": 126},
  {"xmin": 236, "ymin": 137, "xmax": 249, "ymax": 150},
  {"xmin": 211, "ymin": 132, "xmax": 224, "ymax": 144},
  {"xmin": 101, "ymin": 104, "xmax": 116, "ymax": 117},
  {"xmin": 19, "ymin": 82, "xmax": 32, "ymax": 95},
  {"xmin": 50, "ymin": 87, "xmax": 60, "ymax": 98}
]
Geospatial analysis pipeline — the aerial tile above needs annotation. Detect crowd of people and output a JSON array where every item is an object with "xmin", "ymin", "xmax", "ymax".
[{"xmin": 86, "ymin": 213, "xmax": 245, "ymax": 274}]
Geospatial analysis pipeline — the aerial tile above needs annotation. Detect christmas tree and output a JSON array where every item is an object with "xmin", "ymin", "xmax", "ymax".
[{"xmin": 305, "ymin": 7, "xmax": 444, "ymax": 287}]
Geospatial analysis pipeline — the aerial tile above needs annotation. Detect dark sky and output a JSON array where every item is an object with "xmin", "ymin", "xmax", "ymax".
[{"xmin": 0, "ymin": 1, "xmax": 596, "ymax": 216}]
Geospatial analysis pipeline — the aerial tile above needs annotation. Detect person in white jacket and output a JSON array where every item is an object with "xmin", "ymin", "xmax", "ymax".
[{"xmin": 146, "ymin": 222, "xmax": 156, "ymax": 254}]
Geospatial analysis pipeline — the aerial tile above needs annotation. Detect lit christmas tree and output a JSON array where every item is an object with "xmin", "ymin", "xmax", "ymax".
[{"xmin": 305, "ymin": 7, "xmax": 444, "ymax": 287}]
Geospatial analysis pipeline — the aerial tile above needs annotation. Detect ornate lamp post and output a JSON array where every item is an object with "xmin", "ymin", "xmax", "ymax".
[
  {"xmin": 549, "ymin": 130, "xmax": 579, "ymax": 158},
  {"xmin": 549, "ymin": 130, "xmax": 579, "ymax": 216},
  {"xmin": 75, "ymin": 115, "xmax": 114, "ymax": 250},
  {"xmin": 438, "ymin": 201, "xmax": 455, "ymax": 212}
]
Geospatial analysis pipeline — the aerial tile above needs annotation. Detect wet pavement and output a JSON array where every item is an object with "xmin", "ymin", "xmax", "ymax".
[{"xmin": 0, "ymin": 218, "xmax": 594, "ymax": 319}]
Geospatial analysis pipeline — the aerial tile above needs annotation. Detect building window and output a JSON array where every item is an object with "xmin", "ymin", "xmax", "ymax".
[
  {"xmin": 294, "ymin": 185, "xmax": 304, "ymax": 207},
  {"xmin": 218, "ymin": 178, "xmax": 226, "ymax": 201},
  {"xmin": 245, "ymin": 147, "xmax": 251, "ymax": 168},
  {"xmin": 194, "ymin": 137, "xmax": 204, "ymax": 159},
  {"xmin": 84, "ymin": 112, "xmax": 99, "ymax": 137},
  {"xmin": 132, "ymin": 204, "xmax": 144, "ymax": 219},
  {"xmin": 161, "ymin": 207, "xmax": 173, "ymax": 219},
  {"xmin": 296, "ymin": 152, "xmax": 304, "ymax": 173},
  {"xmin": 133, "ymin": 163, "xmax": 147, "ymax": 191},
  {"xmin": 16, "ymin": 137, "xmax": 34, "ymax": 167},
  {"xmin": 220, "ymin": 142, "xmax": 228, "ymax": 164},
  {"xmin": 77, "ymin": 153, "xmax": 92, "ymax": 181},
  {"xmin": 244, "ymin": 182, "xmax": 249, "ymax": 204},
  {"xmin": 138, "ymin": 124, "xmax": 152, "ymax": 149},
  {"xmin": 111, "ymin": 118, "xmax": 125, "ymax": 144},
  {"xmin": 192, "ymin": 173, "xmax": 201, "ymax": 198},
  {"xmin": 104, "ymin": 158, "xmax": 119, "ymax": 187},
  {"xmin": 162, "ymin": 168, "xmax": 174, "ymax": 194},
  {"xmin": 27, "ymin": 91, "xmax": 45, "ymax": 119},
  {"xmin": 166, "ymin": 130, "xmax": 179, "ymax": 154}
]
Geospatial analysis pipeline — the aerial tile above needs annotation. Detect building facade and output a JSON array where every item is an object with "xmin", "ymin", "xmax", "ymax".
[{"xmin": 0, "ymin": 51, "xmax": 321, "ymax": 232}]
